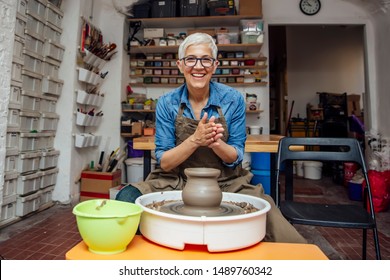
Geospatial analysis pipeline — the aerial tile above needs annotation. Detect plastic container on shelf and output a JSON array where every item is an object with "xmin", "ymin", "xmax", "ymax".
[
  {"xmin": 25, "ymin": 10, "xmax": 45, "ymax": 36},
  {"xmin": 3, "ymin": 171, "xmax": 18, "ymax": 198},
  {"xmin": 5, "ymin": 127, "xmax": 20, "ymax": 150},
  {"xmin": 27, "ymin": 0, "xmax": 47, "ymax": 19},
  {"xmin": 17, "ymin": 171, "xmax": 43, "ymax": 195},
  {"xmin": 20, "ymin": 90, "xmax": 41, "ymax": 111},
  {"xmin": 40, "ymin": 94, "xmax": 57, "ymax": 113},
  {"xmin": 179, "ymin": 0, "xmax": 208, "ymax": 16},
  {"xmin": 23, "ymin": 49, "xmax": 44, "ymax": 74},
  {"xmin": 240, "ymin": 19, "xmax": 264, "ymax": 32},
  {"xmin": 13, "ymin": 34, "xmax": 25, "ymax": 60},
  {"xmin": 42, "ymin": 57, "xmax": 61, "ymax": 78},
  {"xmin": 241, "ymin": 31, "xmax": 264, "ymax": 44},
  {"xmin": 216, "ymin": 32, "xmax": 239, "ymax": 44},
  {"xmin": 151, "ymin": 0, "xmax": 177, "ymax": 18},
  {"xmin": 42, "ymin": 76, "xmax": 64, "ymax": 96},
  {"xmin": 19, "ymin": 110, "xmax": 41, "ymax": 132}
]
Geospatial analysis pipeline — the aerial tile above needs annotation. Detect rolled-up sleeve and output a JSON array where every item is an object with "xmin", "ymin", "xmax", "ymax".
[
  {"xmin": 154, "ymin": 94, "xmax": 177, "ymax": 165},
  {"xmin": 222, "ymin": 91, "xmax": 247, "ymax": 168}
]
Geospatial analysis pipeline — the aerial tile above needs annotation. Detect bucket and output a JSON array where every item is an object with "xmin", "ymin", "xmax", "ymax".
[
  {"xmin": 343, "ymin": 162, "xmax": 359, "ymax": 187},
  {"xmin": 127, "ymin": 140, "xmax": 144, "ymax": 158},
  {"xmin": 348, "ymin": 181, "xmax": 363, "ymax": 201},
  {"xmin": 296, "ymin": 161, "xmax": 304, "ymax": 177},
  {"xmin": 125, "ymin": 157, "xmax": 156, "ymax": 183},
  {"xmin": 250, "ymin": 169, "xmax": 270, "ymax": 195},
  {"xmin": 248, "ymin": 126, "xmax": 262, "ymax": 135},
  {"xmin": 251, "ymin": 152, "xmax": 270, "ymax": 170},
  {"xmin": 303, "ymin": 161, "xmax": 323, "ymax": 180}
]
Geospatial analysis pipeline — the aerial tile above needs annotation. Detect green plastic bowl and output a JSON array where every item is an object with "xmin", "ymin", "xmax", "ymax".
[{"xmin": 73, "ymin": 199, "xmax": 143, "ymax": 255}]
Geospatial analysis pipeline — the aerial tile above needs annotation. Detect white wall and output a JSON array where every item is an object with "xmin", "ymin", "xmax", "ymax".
[{"xmin": 53, "ymin": 0, "xmax": 128, "ymax": 203}]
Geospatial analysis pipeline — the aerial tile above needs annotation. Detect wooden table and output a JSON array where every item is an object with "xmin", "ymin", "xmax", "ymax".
[
  {"xmin": 66, "ymin": 235, "xmax": 328, "ymax": 260},
  {"xmin": 133, "ymin": 135, "xmax": 295, "ymax": 200},
  {"xmin": 133, "ymin": 135, "xmax": 286, "ymax": 153}
]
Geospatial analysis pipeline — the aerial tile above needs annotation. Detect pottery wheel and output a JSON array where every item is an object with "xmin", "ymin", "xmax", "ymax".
[{"xmin": 158, "ymin": 201, "xmax": 246, "ymax": 217}]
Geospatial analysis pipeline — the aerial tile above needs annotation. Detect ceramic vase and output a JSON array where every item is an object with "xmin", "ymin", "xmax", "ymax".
[{"xmin": 182, "ymin": 167, "xmax": 222, "ymax": 208}]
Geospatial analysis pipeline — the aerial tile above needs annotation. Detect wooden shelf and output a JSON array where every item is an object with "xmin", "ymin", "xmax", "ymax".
[
  {"xmin": 246, "ymin": 110, "xmax": 264, "ymax": 114},
  {"xmin": 130, "ymin": 57, "xmax": 267, "ymax": 62},
  {"xmin": 121, "ymin": 133, "xmax": 142, "ymax": 138},
  {"xmin": 128, "ymin": 15, "xmax": 262, "ymax": 29},
  {"xmin": 130, "ymin": 74, "xmax": 266, "ymax": 79},
  {"xmin": 122, "ymin": 109, "xmax": 262, "ymax": 114},
  {"xmin": 128, "ymin": 44, "xmax": 262, "ymax": 54},
  {"xmin": 129, "ymin": 82, "xmax": 268, "ymax": 87},
  {"xmin": 130, "ymin": 65, "xmax": 267, "ymax": 70},
  {"xmin": 122, "ymin": 109, "xmax": 155, "ymax": 113}
]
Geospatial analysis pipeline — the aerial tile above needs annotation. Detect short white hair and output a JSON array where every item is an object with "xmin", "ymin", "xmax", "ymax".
[{"xmin": 178, "ymin": 33, "xmax": 218, "ymax": 59}]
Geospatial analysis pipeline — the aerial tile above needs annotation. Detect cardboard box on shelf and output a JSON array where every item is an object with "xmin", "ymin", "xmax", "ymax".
[
  {"xmin": 143, "ymin": 127, "xmax": 155, "ymax": 136},
  {"xmin": 239, "ymin": 0, "xmax": 262, "ymax": 17},
  {"xmin": 132, "ymin": 122, "xmax": 143, "ymax": 136},
  {"xmin": 80, "ymin": 170, "xmax": 121, "ymax": 201},
  {"xmin": 347, "ymin": 94, "xmax": 362, "ymax": 116},
  {"xmin": 187, "ymin": 29, "xmax": 216, "ymax": 36},
  {"xmin": 144, "ymin": 28, "xmax": 164, "ymax": 39}
]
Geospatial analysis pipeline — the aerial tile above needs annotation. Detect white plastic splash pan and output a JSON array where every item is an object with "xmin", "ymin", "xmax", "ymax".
[{"xmin": 135, "ymin": 191, "xmax": 271, "ymax": 252}]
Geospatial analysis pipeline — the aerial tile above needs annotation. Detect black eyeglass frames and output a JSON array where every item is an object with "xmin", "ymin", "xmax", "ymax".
[{"xmin": 180, "ymin": 56, "xmax": 216, "ymax": 68}]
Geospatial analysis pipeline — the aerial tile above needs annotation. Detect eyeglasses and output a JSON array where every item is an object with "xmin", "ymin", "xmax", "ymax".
[{"xmin": 180, "ymin": 56, "xmax": 216, "ymax": 68}]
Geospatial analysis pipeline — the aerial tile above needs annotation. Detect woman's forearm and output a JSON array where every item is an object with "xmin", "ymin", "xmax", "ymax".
[
  {"xmin": 210, "ymin": 139, "xmax": 238, "ymax": 164},
  {"xmin": 159, "ymin": 136, "xmax": 199, "ymax": 171}
]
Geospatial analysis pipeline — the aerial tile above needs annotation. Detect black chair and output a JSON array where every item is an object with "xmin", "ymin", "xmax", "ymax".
[{"xmin": 275, "ymin": 137, "xmax": 381, "ymax": 260}]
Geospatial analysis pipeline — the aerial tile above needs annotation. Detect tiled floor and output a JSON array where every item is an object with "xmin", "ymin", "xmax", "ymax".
[{"xmin": 0, "ymin": 174, "xmax": 389, "ymax": 260}]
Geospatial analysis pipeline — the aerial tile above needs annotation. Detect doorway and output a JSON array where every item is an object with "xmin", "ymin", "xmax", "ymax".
[{"xmin": 268, "ymin": 25, "xmax": 366, "ymax": 137}]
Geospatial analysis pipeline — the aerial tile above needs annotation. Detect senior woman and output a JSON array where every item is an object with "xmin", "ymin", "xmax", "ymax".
[{"xmin": 117, "ymin": 32, "xmax": 306, "ymax": 243}]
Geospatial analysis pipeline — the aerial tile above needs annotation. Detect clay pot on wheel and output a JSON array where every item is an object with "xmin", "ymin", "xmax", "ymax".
[{"xmin": 182, "ymin": 168, "xmax": 222, "ymax": 209}]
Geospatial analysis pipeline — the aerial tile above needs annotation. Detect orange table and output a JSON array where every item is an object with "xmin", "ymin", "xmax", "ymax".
[{"xmin": 66, "ymin": 236, "xmax": 328, "ymax": 260}]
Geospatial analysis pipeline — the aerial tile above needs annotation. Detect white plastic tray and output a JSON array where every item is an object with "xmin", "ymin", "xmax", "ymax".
[{"xmin": 135, "ymin": 191, "xmax": 271, "ymax": 252}]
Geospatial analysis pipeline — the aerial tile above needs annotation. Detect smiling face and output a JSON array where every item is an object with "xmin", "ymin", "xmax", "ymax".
[{"xmin": 177, "ymin": 43, "xmax": 218, "ymax": 94}]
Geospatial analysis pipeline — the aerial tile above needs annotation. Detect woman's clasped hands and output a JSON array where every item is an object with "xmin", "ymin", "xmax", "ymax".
[{"xmin": 191, "ymin": 112, "xmax": 224, "ymax": 148}]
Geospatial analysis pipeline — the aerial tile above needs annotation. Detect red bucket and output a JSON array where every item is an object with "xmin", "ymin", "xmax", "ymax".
[{"xmin": 344, "ymin": 162, "xmax": 359, "ymax": 187}]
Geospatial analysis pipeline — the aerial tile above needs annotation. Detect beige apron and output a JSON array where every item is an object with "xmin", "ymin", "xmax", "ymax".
[{"xmin": 132, "ymin": 104, "xmax": 307, "ymax": 243}]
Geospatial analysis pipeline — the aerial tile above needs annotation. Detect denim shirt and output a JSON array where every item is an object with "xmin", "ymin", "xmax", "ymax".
[{"xmin": 155, "ymin": 82, "xmax": 247, "ymax": 168}]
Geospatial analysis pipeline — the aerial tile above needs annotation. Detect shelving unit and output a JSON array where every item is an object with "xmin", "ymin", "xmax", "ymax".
[
  {"xmin": 128, "ymin": 43, "xmax": 263, "ymax": 54},
  {"xmin": 127, "ymin": 15, "xmax": 262, "ymax": 29},
  {"xmin": 2, "ymin": 0, "xmax": 64, "ymax": 228},
  {"xmin": 129, "ymin": 56, "xmax": 267, "ymax": 86},
  {"xmin": 74, "ymin": 17, "xmax": 117, "ymax": 148},
  {"xmin": 128, "ymin": 15, "xmax": 267, "ymax": 86},
  {"xmin": 121, "ymin": 109, "xmax": 155, "ymax": 138},
  {"xmin": 125, "ymin": 14, "xmax": 267, "ymax": 138}
]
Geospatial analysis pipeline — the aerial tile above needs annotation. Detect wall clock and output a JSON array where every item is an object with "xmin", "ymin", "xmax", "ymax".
[{"xmin": 299, "ymin": 0, "xmax": 321, "ymax": 16}]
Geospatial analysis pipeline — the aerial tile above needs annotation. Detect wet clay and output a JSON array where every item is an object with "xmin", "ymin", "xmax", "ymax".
[{"xmin": 145, "ymin": 168, "xmax": 259, "ymax": 217}]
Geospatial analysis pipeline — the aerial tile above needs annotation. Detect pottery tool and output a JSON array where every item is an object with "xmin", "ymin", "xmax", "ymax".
[
  {"xmin": 111, "ymin": 153, "xmax": 126, "ymax": 172},
  {"xmin": 98, "ymin": 151, "xmax": 105, "ymax": 166},
  {"xmin": 101, "ymin": 154, "xmax": 111, "ymax": 172}
]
